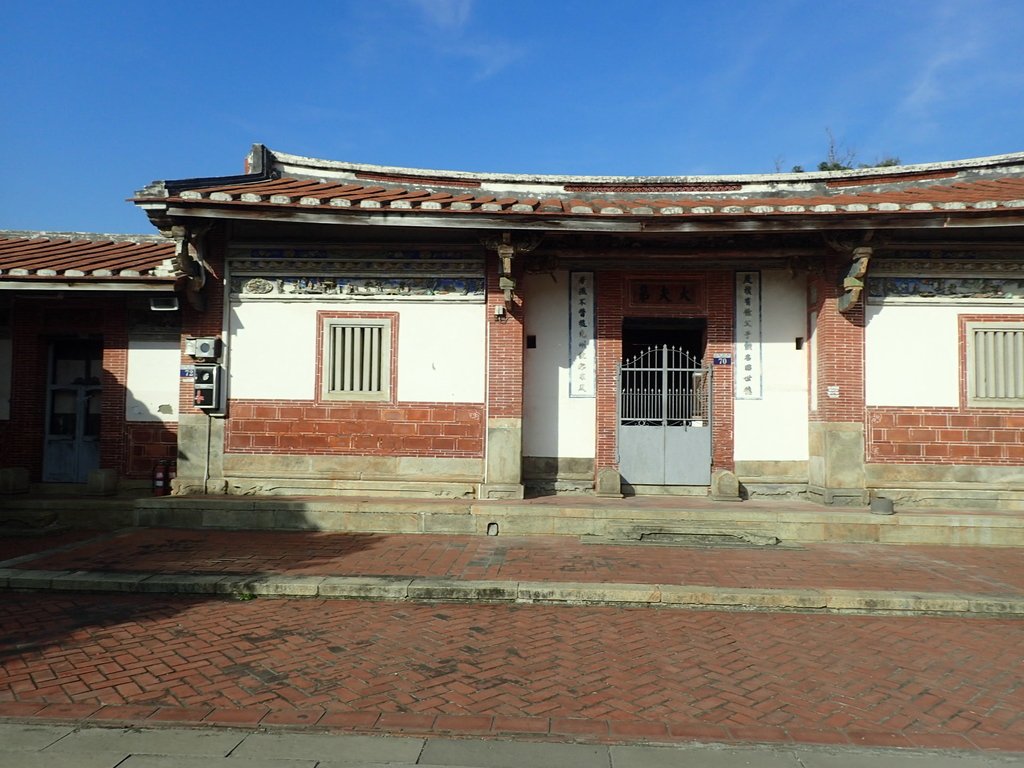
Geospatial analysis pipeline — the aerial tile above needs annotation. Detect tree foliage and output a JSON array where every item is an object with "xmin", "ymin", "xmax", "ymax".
[{"xmin": 788, "ymin": 129, "xmax": 899, "ymax": 173}]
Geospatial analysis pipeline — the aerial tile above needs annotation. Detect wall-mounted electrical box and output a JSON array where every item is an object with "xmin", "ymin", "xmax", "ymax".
[
  {"xmin": 193, "ymin": 364, "xmax": 222, "ymax": 411},
  {"xmin": 185, "ymin": 337, "xmax": 222, "ymax": 359}
]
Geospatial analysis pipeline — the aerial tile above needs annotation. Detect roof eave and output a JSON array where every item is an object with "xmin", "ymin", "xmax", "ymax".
[{"xmin": 0, "ymin": 280, "xmax": 177, "ymax": 292}]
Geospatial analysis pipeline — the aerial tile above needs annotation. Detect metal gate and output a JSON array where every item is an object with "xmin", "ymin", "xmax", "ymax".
[{"xmin": 618, "ymin": 345, "xmax": 712, "ymax": 486}]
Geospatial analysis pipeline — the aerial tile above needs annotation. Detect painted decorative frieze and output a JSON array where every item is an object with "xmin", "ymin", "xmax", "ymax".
[
  {"xmin": 867, "ymin": 276, "xmax": 1024, "ymax": 300},
  {"xmin": 868, "ymin": 254, "xmax": 1024, "ymax": 301},
  {"xmin": 228, "ymin": 249, "xmax": 485, "ymax": 301}
]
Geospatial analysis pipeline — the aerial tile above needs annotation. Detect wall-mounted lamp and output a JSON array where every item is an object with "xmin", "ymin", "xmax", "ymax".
[
  {"xmin": 150, "ymin": 297, "xmax": 179, "ymax": 311},
  {"xmin": 493, "ymin": 305, "xmax": 507, "ymax": 323}
]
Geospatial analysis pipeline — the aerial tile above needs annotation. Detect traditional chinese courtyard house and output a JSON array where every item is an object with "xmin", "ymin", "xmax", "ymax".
[
  {"xmin": 0, "ymin": 232, "xmax": 179, "ymax": 494},
  {"xmin": 131, "ymin": 146, "xmax": 1024, "ymax": 510}
]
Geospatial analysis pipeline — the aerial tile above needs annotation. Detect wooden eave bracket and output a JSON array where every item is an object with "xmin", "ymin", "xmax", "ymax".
[
  {"xmin": 162, "ymin": 222, "xmax": 213, "ymax": 311},
  {"xmin": 838, "ymin": 245, "xmax": 872, "ymax": 313},
  {"xmin": 482, "ymin": 232, "xmax": 543, "ymax": 305}
]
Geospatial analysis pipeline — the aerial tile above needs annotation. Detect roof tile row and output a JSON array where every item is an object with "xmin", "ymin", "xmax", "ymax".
[
  {"xmin": 165, "ymin": 176, "xmax": 1024, "ymax": 218},
  {"xmin": 0, "ymin": 233, "xmax": 176, "ymax": 282}
]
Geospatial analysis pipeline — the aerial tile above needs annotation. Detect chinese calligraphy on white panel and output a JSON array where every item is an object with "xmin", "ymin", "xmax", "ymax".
[
  {"xmin": 735, "ymin": 271, "xmax": 763, "ymax": 399},
  {"xmin": 569, "ymin": 272, "xmax": 596, "ymax": 398}
]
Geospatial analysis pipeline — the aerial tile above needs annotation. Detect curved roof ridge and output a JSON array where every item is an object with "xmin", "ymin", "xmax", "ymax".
[
  {"xmin": 0, "ymin": 229, "xmax": 171, "ymax": 244},
  {"xmin": 266, "ymin": 145, "xmax": 1024, "ymax": 187}
]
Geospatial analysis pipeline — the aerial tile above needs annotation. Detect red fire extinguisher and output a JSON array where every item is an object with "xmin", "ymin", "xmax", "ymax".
[{"xmin": 153, "ymin": 460, "xmax": 169, "ymax": 496}]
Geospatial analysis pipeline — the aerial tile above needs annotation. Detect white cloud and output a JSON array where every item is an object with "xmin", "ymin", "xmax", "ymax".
[
  {"xmin": 411, "ymin": 0, "xmax": 473, "ymax": 30},
  {"xmin": 897, "ymin": 0, "xmax": 1018, "ymax": 119}
]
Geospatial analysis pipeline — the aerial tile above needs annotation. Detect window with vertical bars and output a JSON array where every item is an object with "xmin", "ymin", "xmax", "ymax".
[
  {"xmin": 322, "ymin": 319, "xmax": 391, "ymax": 401},
  {"xmin": 966, "ymin": 322, "xmax": 1024, "ymax": 407}
]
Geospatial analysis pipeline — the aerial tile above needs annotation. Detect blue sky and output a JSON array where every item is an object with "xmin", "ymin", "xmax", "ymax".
[{"xmin": 3, "ymin": 0, "xmax": 1023, "ymax": 234}]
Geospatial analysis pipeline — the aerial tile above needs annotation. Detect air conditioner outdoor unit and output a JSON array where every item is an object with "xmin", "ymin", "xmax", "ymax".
[{"xmin": 185, "ymin": 337, "xmax": 222, "ymax": 359}]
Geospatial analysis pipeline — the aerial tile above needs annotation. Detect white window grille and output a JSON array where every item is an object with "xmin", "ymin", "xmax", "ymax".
[
  {"xmin": 322, "ymin": 318, "xmax": 391, "ymax": 401},
  {"xmin": 966, "ymin": 322, "xmax": 1024, "ymax": 407}
]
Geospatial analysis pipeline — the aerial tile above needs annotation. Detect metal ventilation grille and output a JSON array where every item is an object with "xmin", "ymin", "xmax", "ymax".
[
  {"xmin": 970, "ymin": 326, "xmax": 1024, "ymax": 402},
  {"xmin": 329, "ymin": 324, "xmax": 384, "ymax": 394}
]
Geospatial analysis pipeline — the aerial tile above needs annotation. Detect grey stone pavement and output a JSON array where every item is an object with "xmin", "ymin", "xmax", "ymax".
[{"xmin": 1, "ymin": 723, "xmax": 1021, "ymax": 768}]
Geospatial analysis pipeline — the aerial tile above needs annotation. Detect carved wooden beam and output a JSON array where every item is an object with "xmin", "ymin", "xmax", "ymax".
[
  {"xmin": 838, "ymin": 245, "xmax": 872, "ymax": 313},
  {"xmin": 481, "ymin": 232, "xmax": 543, "ymax": 304}
]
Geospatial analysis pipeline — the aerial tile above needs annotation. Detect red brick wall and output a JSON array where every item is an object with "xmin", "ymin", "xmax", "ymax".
[
  {"xmin": 99, "ymin": 323, "xmax": 128, "ymax": 473},
  {"xmin": 705, "ymin": 272, "xmax": 735, "ymax": 471},
  {"xmin": 224, "ymin": 400, "xmax": 483, "ymax": 457},
  {"xmin": 595, "ymin": 270, "xmax": 623, "ymax": 472},
  {"xmin": 809, "ymin": 257, "xmax": 865, "ymax": 424},
  {"xmin": 486, "ymin": 252, "xmax": 524, "ymax": 419},
  {"xmin": 867, "ymin": 407, "xmax": 1024, "ymax": 464},
  {"xmin": 126, "ymin": 422, "xmax": 179, "ymax": 477},
  {"xmin": 179, "ymin": 229, "xmax": 227, "ymax": 416}
]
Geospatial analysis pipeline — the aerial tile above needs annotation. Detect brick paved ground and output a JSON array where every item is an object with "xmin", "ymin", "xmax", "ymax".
[
  {"xmin": 10, "ymin": 528, "xmax": 1024, "ymax": 596},
  {"xmin": 0, "ymin": 530, "xmax": 101, "ymax": 562},
  {"xmin": 1, "ymin": 592, "xmax": 1022, "ymax": 751}
]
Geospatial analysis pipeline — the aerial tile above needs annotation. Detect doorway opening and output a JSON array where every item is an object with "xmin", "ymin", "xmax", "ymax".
[
  {"xmin": 619, "ymin": 317, "xmax": 712, "ymax": 486},
  {"xmin": 43, "ymin": 338, "xmax": 103, "ymax": 483},
  {"xmin": 622, "ymin": 317, "xmax": 706, "ymax": 364}
]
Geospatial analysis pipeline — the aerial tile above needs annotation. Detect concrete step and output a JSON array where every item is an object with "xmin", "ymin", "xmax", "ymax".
[
  {"xmin": 5, "ymin": 493, "xmax": 1024, "ymax": 546},
  {"xmin": 3, "ymin": 567, "xmax": 1022, "ymax": 616}
]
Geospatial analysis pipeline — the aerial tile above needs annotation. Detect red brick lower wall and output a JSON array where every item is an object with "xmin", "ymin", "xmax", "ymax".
[
  {"xmin": 867, "ymin": 407, "xmax": 1024, "ymax": 465},
  {"xmin": 126, "ymin": 422, "xmax": 179, "ymax": 477},
  {"xmin": 225, "ymin": 400, "xmax": 484, "ymax": 457}
]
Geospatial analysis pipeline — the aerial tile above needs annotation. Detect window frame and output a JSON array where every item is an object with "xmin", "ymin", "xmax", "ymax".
[{"xmin": 964, "ymin": 319, "xmax": 1024, "ymax": 409}]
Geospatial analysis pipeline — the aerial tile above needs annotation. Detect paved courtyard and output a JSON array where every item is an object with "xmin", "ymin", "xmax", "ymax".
[
  {"xmin": 7, "ymin": 528, "xmax": 1024, "ymax": 595},
  {"xmin": 1, "ymin": 590, "xmax": 1022, "ymax": 751}
]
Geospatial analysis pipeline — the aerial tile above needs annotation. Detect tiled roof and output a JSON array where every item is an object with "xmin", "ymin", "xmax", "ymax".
[
  {"xmin": 134, "ymin": 145, "xmax": 1024, "ymax": 226},
  {"xmin": 0, "ymin": 232, "xmax": 177, "ymax": 285}
]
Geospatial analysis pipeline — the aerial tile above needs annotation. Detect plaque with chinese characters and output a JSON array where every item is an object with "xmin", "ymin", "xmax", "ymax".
[
  {"xmin": 735, "ymin": 271, "xmax": 763, "ymax": 399},
  {"xmin": 569, "ymin": 272, "xmax": 596, "ymax": 398},
  {"xmin": 626, "ymin": 279, "xmax": 704, "ymax": 311}
]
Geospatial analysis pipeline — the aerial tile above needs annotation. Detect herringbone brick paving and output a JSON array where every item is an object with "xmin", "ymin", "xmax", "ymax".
[
  {"xmin": 1, "ymin": 593, "xmax": 1022, "ymax": 751},
  {"xmin": 10, "ymin": 528, "xmax": 1024, "ymax": 596},
  {"xmin": 0, "ymin": 530, "xmax": 99, "ymax": 562}
]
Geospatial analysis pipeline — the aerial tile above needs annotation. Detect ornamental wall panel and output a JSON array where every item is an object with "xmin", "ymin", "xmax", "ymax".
[{"xmin": 226, "ymin": 249, "xmax": 486, "ymax": 405}]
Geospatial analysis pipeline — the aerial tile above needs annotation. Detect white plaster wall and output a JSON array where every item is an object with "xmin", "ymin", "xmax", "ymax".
[
  {"xmin": 733, "ymin": 270, "xmax": 809, "ymax": 461},
  {"xmin": 523, "ymin": 271, "xmax": 596, "ymax": 458},
  {"xmin": 228, "ymin": 301, "xmax": 485, "ymax": 403},
  {"xmin": 0, "ymin": 338, "xmax": 11, "ymax": 420},
  {"xmin": 865, "ymin": 302, "xmax": 1017, "ymax": 407},
  {"xmin": 125, "ymin": 339, "xmax": 181, "ymax": 422}
]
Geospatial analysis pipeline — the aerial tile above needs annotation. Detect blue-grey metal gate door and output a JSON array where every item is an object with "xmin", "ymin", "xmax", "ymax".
[{"xmin": 618, "ymin": 345, "xmax": 712, "ymax": 486}]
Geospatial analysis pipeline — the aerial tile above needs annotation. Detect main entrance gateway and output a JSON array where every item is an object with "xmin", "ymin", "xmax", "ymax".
[{"xmin": 618, "ymin": 319, "xmax": 712, "ymax": 487}]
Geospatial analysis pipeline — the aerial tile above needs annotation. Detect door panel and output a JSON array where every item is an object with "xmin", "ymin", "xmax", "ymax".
[
  {"xmin": 618, "ymin": 343, "xmax": 712, "ymax": 487},
  {"xmin": 43, "ymin": 340, "xmax": 103, "ymax": 483}
]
